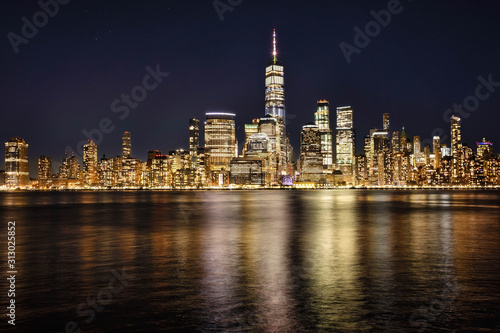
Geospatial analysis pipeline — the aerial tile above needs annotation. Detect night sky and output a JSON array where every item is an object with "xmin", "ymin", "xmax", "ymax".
[{"xmin": 2, "ymin": 0, "xmax": 500, "ymax": 177}]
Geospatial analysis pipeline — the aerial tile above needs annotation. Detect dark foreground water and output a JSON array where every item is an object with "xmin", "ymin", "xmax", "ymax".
[{"xmin": 0, "ymin": 190, "xmax": 499, "ymax": 332}]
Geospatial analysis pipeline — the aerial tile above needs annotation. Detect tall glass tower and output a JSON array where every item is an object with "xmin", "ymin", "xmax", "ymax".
[
  {"xmin": 314, "ymin": 100, "xmax": 333, "ymax": 172},
  {"xmin": 264, "ymin": 29, "xmax": 287, "ymax": 176},
  {"xmin": 265, "ymin": 29, "xmax": 285, "ymax": 119}
]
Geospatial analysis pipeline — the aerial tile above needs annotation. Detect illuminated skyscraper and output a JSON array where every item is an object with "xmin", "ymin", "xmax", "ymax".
[
  {"xmin": 477, "ymin": 138, "xmax": 493, "ymax": 159},
  {"xmin": 336, "ymin": 106, "xmax": 355, "ymax": 181},
  {"xmin": 451, "ymin": 115, "xmax": 463, "ymax": 181},
  {"xmin": 205, "ymin": 112, "xmax": 236, "ymax": 186},
  {"xmin": 383, "ymin": 113, "xmax": 390, "ymax": 132},
  {"xmin": 38, "ymin": 156, "xmax": 52, "ymax": 183},
  {"xmin": 299, "ymin": 123, "xmax": 323, "ymax": 183},
  {"xmin": 68, "ymin": 155, "xmax": 80, "ymax": 179},
  {"xmin": 4, "ymin": 137, "xmax": 29, "ymax": 188},
  {"xmin": 189, "ymin": 118, "xmax": 200, "ymax": 157},
  {"xmin": 243, "ymin": 119, "xmax": 260, "ymax": 156},
  {"xmin": 83, "ymin": 140, "xmax": 98, "ymax": 186},
  {"xmin": 314, "ymin": 100, "xmax": 333, "ymax": 172},
  {"xmin": 189, "ymin": 118, "xmax": 200, "ymax": 175},
  {"xmin": 264, "ymin": 29, "xmax": 288, "ymax": 176},
  {"xmin": 392, "ymin": 131, "xmax": 400, "ymax": 154},
  {"xmin": 433, "ymin": 136, "xmax": 441, "ymax": 169},
  {"xmin": 122, "ymin": 131, "xmax": 132, "ymax": 158}
]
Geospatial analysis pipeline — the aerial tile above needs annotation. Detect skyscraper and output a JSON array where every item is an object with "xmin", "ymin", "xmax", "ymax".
[
  {"xmin": 243, "ymin": 119, "xmax": 260, "ymax": 156},
  {"xmin": 122, "ymin": 131, "xmax": 132, "ymax": 158},
  {"xmin": 189, "ymin": 118, "xmax": 200, "ymax": 170},
  {"xmin": 451, "ymin": 115, "xmax": 463, "ymax": 181},
  {"xmin": 83, "ymin": 140, "xmax": 98, "ymax": 186},
  {"xmin": 38, "ymin": 155, "xmax": 52, "ymax": 184},
  {"xmin": 477, "ymin": 138, "xmax": 493, "ymax": 159},
  {"xmin": 264, "ymin": 29, "xmax": 288, "ymax": 176},
  {"xmin": 4, "ymin": 137, "xmax": 29, "ymax": 188},
  {"xmin": 383, "ymin": 113, "xmax": 390, "ymax": 132},
  {"xmin": 314, "ymin": 100, "xmax": 333, "ymax": 172},
  {"xmin": 433, "ymin": 136, "xmax": 441, "ymax": 169},
  {"xmin": 336, "ymin": 106, "xmax": 355, "ymax": 181},
  {"xmin": 299, "ymin": 123, "xmax": 323, "ymax": 183},
  {"xmin": 189, "ymin": 118, "xmax": 199, "ymax": 156},
  {"xmin": 205, "ymin": 112, "xmax": 236, "ymax": 186}
]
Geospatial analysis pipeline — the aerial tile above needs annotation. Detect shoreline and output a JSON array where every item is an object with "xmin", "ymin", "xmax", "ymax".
[{"xmin": 2, "ymin": 186, "xmax": 500, "ymax": 192}]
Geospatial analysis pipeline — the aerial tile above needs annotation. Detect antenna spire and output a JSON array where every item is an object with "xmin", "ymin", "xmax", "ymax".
[{"xmin": 273, "ymin": 29, "xmax": 277, "ymax": 62}]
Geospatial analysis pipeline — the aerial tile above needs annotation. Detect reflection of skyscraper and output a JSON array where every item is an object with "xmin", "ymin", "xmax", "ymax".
[
  {"xmin": 336, "ymin": 106, "xmax": 355, "ymax": 181},
  {"xmin": 83, "ymin": 140, "xmax": 98, "ymax": 186},
  {"xmin": 4, "ymin": 137, "xmax": 29, "ymax": 188},
  {"xmin": 315, "ymin": 100, "xmax": 333, "ymax": 172},
  {"xmin": 264, "ymin": 29, "xmax": 288, "ymax": 176},
  {"xmin": 205, "ymin": 112, "xmax": 236, "ymax": 186}
]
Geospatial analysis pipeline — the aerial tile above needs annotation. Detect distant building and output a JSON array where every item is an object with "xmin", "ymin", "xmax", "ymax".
[
  {"xmin": 4, "ymin": 137, "xmax": 29, "ymax": 188},
  {"xmin": 0, "ymin": 170, "xmax": 5, "ymax": 187},
  {"xmin": 245, "ymin": 132, "xmax": 271, "ymax": 185},
  {"xmin": 83, "ymin": 140, "xmax": 98, "ymax": 186},
  {"xmin": 243, "ymin": 119, "xmax": 260, "ymax": 156},
  {"xmin": 299, "ymin": 123, "xmax": 323, "ymax": 183},
  {"xmin": 477, "ymin": 138, "xmax": 493, "ymax": 159},
  {"xmin": 433, "ymin": 136, "xmax": 442, "ymax": 169},
  {"xmin": 38, "ymin": 156, "xmax": 52, "ymax": 186},
  {"xmin": 451, "ymin": 116, "xmax": 463, "ymax": 182},
  {"xmin": 122, "ymin": 131, "xmax": 132, "ymax": 158},
  {"xmin": 230, "ymin": 158, "xmax": 264, "ymax": 186},
  {"xmin": 383, "ymin": 113, "xmax": 390, "ymax": 132},
  {"xmin": 265, "ymin": 29, "xmax": 288, "ymax": 177},
  {"xmin": 205, "ymin": 112, "xmax": 236, "ymax": 186},
  {"xmin": 315, "ymin": 100, "xmax": 333, "ymax": 173},
  {"xmin": 336, "ymin": 106, "xmax": 355, "ymax": 182}
]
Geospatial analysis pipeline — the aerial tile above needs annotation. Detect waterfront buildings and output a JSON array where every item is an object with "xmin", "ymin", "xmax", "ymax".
[
  {"xmin": 4, "ymin": 31, "xmax": 500, "ymax": 190},
  {"xmin": 315, "ymin": 100, "xmax": 334, "ymax": 173},
  {"xmin": 83, "ymin": 140, "xmax": 98, "ymax": 186},
  {"xmin": 4, "ymin": 137, "xmax": 29, "ymax": 188},
  {"xmin": 336, "ymin": 106, "xmax": 355, "ymax": 182},
  {"xmin": 205, "ymin": 112, "xmax": 236, "ymax": 186}
]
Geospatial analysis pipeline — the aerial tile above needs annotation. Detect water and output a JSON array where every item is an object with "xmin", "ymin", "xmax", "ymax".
[{"xmin": 0, "ymin": 190, "xmax": 499, "ymax": 332}]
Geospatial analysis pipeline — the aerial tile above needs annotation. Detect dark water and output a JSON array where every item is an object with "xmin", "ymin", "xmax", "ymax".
[{"xmin": 0, "ymin": 190, "xmax": 499, "ymax": 332}]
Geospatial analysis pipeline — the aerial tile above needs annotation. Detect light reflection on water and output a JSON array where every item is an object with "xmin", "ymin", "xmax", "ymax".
[{"xmin": 0, "ymin": 190, "xmax": 499, "ymax": 332}]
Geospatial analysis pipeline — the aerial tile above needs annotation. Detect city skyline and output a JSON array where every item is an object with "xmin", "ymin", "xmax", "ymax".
[
  {"xmin": 2, "ymin": 1, "xmax": 500, "ymax": 178},
  {"xmin": 2, "ymin": 26, "xmax": 500, "ymax": 188}
]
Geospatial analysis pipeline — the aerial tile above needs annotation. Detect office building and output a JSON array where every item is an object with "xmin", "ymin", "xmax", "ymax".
[
  {"xmin": 4, "ymin": 137, "xmax": 29, "ymax": 188},
  {"xmin": 315, "ymin": 100, "xmax": 333, "ymax": 172},
  {"xmin": 205, "ymin": 112, "xmax": 236, "ymax": 186},
  {"xmin": 83, "ymin": 140, "xmax": 98, "ymax": 186},
  {"xmin": 336, "ymin": 106, "xmax": 355, "ymax": 181}
]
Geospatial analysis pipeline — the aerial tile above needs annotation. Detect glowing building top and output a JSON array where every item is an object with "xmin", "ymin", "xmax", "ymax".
[{"xmin": 265, "ymin": 29, "xmax": 285, "ymax": 118}]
